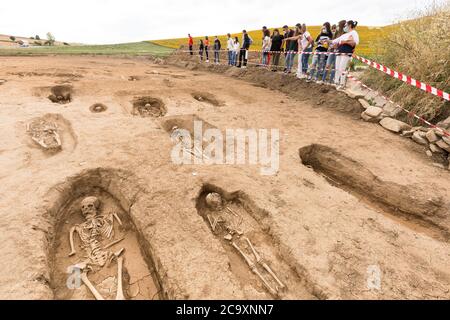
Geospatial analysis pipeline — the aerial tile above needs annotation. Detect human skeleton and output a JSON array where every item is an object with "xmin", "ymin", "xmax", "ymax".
[
  {"xmin": 68, "ymin": 196, "xmax": 126, "ymax": 300},
  {"xmin": 27, "ymin": 119, "xmax": 62, "ymax": 151},
  {"xmin": 204, "ymin": 193, "xmax": 285, "ymax": 297}
]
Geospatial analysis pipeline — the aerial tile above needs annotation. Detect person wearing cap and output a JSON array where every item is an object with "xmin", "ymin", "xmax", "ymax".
[{"xmin": 188, "ymin": 34, "xmax": 194, "ymax": 56}]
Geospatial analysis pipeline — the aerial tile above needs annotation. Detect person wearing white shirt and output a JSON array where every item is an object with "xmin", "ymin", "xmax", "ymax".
[
  {"xmin": 232, "ymin": 37, "xmax": 240, "ymax": 66},
  {"xmin": 226, "ymin": 33, "xmax": 234, "ymax": 66},
  {"xmin": 332, "ymin": 20, "xmax": 360, "ymax": 89},
  {"xmin": 299, "ymin": 24, "xmax": 314, "ymax": 77},
  {"xmin": 262, "ymin": 29, "xmax": 272, "ymax": 66}
]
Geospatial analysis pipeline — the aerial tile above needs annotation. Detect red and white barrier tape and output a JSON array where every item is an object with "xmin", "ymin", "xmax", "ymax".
[
  {"xmin": 353, "ymin": 55, "xmax": 450, "ymax": 102},
  {"xmin": 178, "ymin": 49, "xmax": 449, "ymax": 136},
  {"xmin": 347, "ymin": 75, "xmax": 450, "ymax": 137},
  {"xmin": 177, "ymin": 49, "xmax": 351, "ymax": 56}
]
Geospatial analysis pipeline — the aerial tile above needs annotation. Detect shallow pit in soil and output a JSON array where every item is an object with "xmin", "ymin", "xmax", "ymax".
[
  {"xmin": 132, "ymin": 97, "xmax": 167, "ymax": 118},
  {"xmin": 49, "ymin": 170, "xmax": 164, "ymax": 300},
  {"xmin": 48, "ymin": 85, "xmax": 73, "ymax": 104},
  {"xmin": 90, "ymin": 103, "xmax": 108, "ymax": 113},
  {"xmin": 299, "ymin": 144, "xmax": 449, "ymax": 241},
  {"xmin": 195, "ymin": 184, "xmax": 314, "ymax": 300},
  {"xmin": 191, "ymin": 92, "xmax": 223, "ymax": 106}
]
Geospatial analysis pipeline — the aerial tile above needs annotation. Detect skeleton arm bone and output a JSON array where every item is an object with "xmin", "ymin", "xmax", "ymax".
[
  {"xmin": 113, "ymin": 212, "xmax": 123, "ymax": 226},
  {"xmin": 69, "ymin": 226, "xmax": 79, "ymax": 257}
]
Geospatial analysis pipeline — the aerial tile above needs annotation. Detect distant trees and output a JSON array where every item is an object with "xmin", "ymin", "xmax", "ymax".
[
  {"xmin": 9, "ymin": 36, "xmax": 15, "ymax": 42},
  {"xmin": 35, "ymin": 35, "xmax": 40, "ymax": 40},
  {"xmin": 45, "ymin": 32, "xmax": 55, "ymax": 46}
]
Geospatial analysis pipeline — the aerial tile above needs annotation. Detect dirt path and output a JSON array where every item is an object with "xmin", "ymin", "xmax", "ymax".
[{"xmin": 0, "ymin": 55, "xmax": 448, "ymax": 300}]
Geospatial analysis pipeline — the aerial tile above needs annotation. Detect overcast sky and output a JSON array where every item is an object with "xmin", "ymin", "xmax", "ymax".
[{"xmin": 0, "ymin": 0, "xmax": 444, "ymax": 44}]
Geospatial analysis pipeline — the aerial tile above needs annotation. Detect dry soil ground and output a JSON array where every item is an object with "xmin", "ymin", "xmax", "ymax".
[{"xmin": 0, "ymin": 55, "xmax": 449, "ymax": 300}]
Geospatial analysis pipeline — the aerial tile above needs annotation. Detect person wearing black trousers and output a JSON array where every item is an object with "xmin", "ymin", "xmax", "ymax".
[
  {"xmin": 198, "ymin": 39, "xmax": 205, "ymax": 61},
  {"xmin": 204, "ymin": 36, "xmax": 210, "ymax": 62},
  {"xmin": 213, "ymin": 36, "xmax": 222, "ymax": 64},
  {"xmin": 237, "ymin": 30, "xmax": 251, "ymax": 68},
  {"xmin": 270, "ymin": 29, "xmax": 284, "ymax": 71}
]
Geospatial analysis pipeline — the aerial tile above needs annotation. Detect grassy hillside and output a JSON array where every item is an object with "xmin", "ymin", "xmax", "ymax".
[
  {"xmin": 151, "ymin": 25, "xmax": 392, "ymax": 56},
  {"xmin": 362, "ymin": 6, "xmax": 450, "ymax": 122},
  {"xmin": 0, "ymin": 41, "xmax": 174, "ymax": 57}
]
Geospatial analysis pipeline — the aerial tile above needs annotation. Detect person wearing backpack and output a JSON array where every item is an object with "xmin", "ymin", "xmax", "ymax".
[{"xmin": 238, "ymin": 30, "xmax": 252, "ymax": 68}]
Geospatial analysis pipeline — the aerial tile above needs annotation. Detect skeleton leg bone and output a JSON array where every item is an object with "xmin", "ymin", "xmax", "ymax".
[
  {"xmin": 79, "ymin": 271, "xmax": 105, "ymax": 300},
  {"xmin": 244, "ymin": 238, "xmax": 286, "ymax": 290},
  {"xmin": 116, "ymin": 256, "xmax": 126, "ymax": 300},
  {"xmin": 232, "ymin": 242, "xmax": 278, "ymax": 297}
]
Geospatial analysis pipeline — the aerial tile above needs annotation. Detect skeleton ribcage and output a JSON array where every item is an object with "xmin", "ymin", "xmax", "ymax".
[{"xmin": 77, "ymin": 216, "xmax": 114, "ymax": 267}]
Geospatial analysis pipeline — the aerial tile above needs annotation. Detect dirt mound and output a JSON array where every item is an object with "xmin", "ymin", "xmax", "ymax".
[
  {"xmin": 191, "ymin": 92, "xmax": 223, "ymax": 106},
  {"xmin": 299, "ymin": 144, "xmax": 449, "ymax": 240},
  {"xmin": 90, "ymin": 103, "xmax": 108, "ymax": 113},
  {"xmin": 0, "ymin": 79, "xmax": 6, "ymax": 85},
  {"xmin": 167, "ymin": 54, "xmax": 364, "ymax": 117},
  {"xmin": 132, "ymin": 97, "xmax": 167, "ymax": 118},
  {"xmin": 48, "ymin": 85, "xmax": 73, "ymax": 104}
]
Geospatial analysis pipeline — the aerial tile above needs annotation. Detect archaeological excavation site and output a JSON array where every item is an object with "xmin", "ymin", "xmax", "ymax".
[{"xmin": 0, "ymin": 54, "xmax": 449, "ymax": 301}]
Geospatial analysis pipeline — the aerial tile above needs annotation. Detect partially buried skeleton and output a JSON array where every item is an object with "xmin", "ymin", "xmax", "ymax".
[
  {"xmin": 68, "ymin": 196, "xmax": 127, "ymax": 300},
  {"xmin": 27, "ymin": 119, "xmax": 62, "ymax": 152},
  {"xmin": 204, "ymin": 192, "xmax": 286, "ymax": 297}
]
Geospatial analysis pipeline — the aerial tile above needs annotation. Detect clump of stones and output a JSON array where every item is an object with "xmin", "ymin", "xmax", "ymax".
[{"xmin": 351, "ymin": 89, "xmax": 450, "ymax": 169}]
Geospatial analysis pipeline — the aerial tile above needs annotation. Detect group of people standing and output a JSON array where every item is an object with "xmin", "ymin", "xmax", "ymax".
[{"xmin": 187, "ymin": 20, "xmax": 359, "ymax": 89}]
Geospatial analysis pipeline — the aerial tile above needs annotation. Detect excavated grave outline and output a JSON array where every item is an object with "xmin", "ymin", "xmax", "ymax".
[
  {"xmin": 195, "ymin": 183, "xmax": 319, "ymax": 300},
  {"xmin": 41, "ymin": 168, "xmax": 169, "ymax": 300},
  {"xmin": 299, "ymin": 144, "xmax": 450, "ymax": 241}
]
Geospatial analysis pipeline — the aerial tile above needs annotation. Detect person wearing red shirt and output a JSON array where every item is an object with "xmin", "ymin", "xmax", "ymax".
[{"xmin": 188, "ymin": 34, "xmax": 194, "ymax": 56}]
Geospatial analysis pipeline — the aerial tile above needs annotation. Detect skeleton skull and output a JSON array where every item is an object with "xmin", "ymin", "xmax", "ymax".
[
  {"xmin": 205, "ymin": 193, "xmax": 223, "ymax": 210},
  {"xmin": 81, "ymin": 196, "xmax": 100, "ymax": 218}
]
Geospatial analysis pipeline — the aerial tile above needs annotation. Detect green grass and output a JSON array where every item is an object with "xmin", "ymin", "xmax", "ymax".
[{"xmin": 0, "ymin": 42, "xmax": 174, "ymax": 57}]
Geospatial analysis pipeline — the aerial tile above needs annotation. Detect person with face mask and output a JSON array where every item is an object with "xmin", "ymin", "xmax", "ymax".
[
  {"xmin": 307, "ymin": 22, "xmax": 332, "ymax": 83},
  {"xmin": 333, "ymin": 20, "xmax": 359, "ymax": 89}
]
